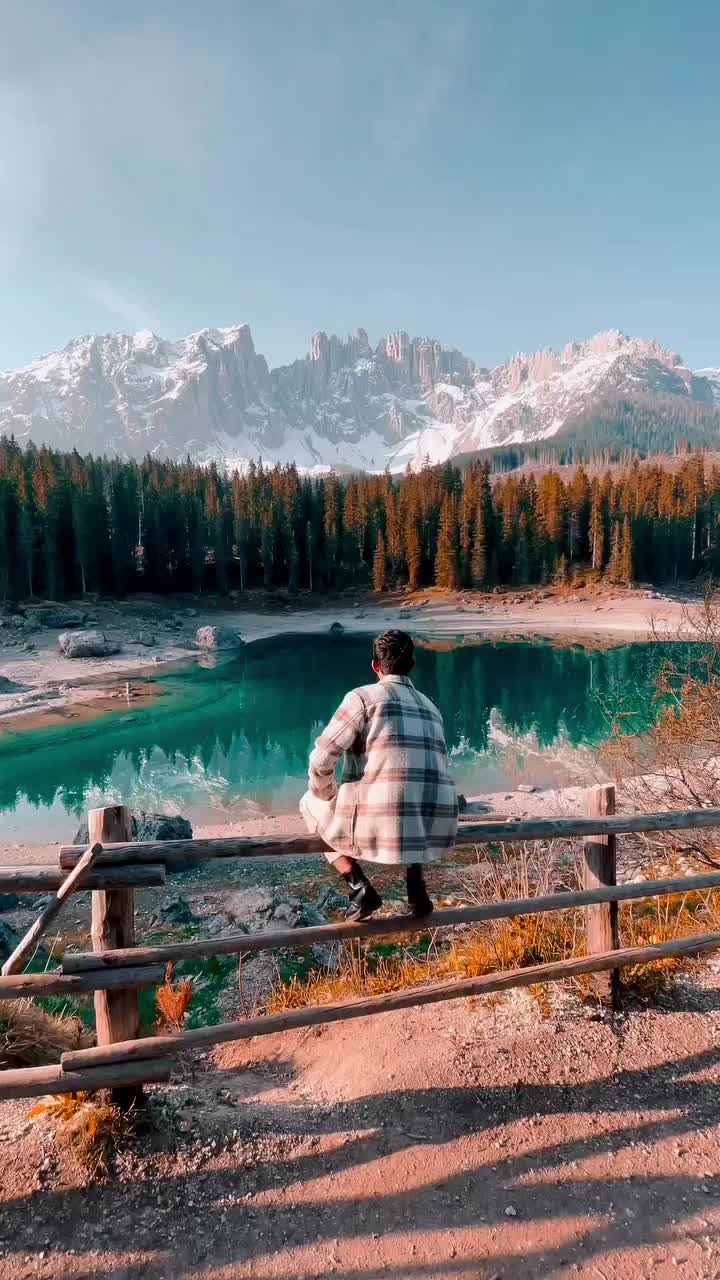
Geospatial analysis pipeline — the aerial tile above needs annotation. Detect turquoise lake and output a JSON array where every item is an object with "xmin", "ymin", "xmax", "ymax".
[{"xmin": 0, "ymin": 633, "xmax": 685, "ymax": 842}]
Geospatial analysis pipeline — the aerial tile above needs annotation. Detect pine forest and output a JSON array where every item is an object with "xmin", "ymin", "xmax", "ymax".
[{"xmin": 0, "ymin": 436, "xmax": 717, "ymax": 600}]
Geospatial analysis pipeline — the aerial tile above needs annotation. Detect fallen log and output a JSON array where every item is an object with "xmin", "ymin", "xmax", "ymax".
[
  {"xmin": 59, "ymin": 806, "xmax": 720, "ymax": 869},
  {"xmin": 2, "ymin": 844, "xmax": 102, "ymax": 976},
  {"xmin": 0, "ymin": 865, "xmax": 166, "ymax": 892},
  {"xmin": 61, "ymin": 929, "xmax": 720, "ymax": 1071},
  {"xmin": 0, "ymin": 964, "xmax": 165, "ymax": 1000},
  {"xmin": 0, "ymin": 1057, "xmax": 171, "ymax": 1101},
  {"xmin": 61, "ymin": 870, "xmax": 720, "ymax": 973}
]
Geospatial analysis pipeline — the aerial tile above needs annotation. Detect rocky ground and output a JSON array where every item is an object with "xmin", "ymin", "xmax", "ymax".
[{"xmin": 2, "ymin": 969, "xmax": 720, "ymax": 1279}]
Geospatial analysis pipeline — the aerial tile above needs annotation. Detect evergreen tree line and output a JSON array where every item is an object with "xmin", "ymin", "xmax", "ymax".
[
  {"xmin": 0, "ymin": 435, "xmax": 718, "ymax": 599},
  {"xmin": 472, "ymin": 393, "xmax": 720, "ymax": 472}
]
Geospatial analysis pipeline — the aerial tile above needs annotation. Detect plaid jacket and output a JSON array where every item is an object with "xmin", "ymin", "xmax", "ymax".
[{"xmin": 305, "ymin": 674, "xmax": 458, "ymax": 865}]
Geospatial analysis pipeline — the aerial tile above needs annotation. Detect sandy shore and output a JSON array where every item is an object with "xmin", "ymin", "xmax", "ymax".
[
  {"xmin": 0, "ymin": 584, "xmax": 695, "ymax": 730},
  {"xmin": 0, "ymin": 780, "xmax": 611, "ymax": 868}
]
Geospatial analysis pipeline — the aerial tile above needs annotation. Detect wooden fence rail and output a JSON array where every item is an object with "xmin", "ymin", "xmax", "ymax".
[
  {"xmin": 60, "ymin": 870, "xmax": 720, "ymax": 973},
  {"xmin": 56, "ymin": 806, "xmax": 720, "ymax": 868},
  {"xmin": 60, "ymin": 930, "xmax": 720, "ymax": 1073},
  {"xmin": 0, "ymin": 965, "xmax": 166, "ymax": 1000},
  {"xmin": 0, "ymin": 865, "xmax": 166, "ymax": 892},
  {"xmin": 2, "ymin": 788, "xmax": 720, "ymax": 1101}
]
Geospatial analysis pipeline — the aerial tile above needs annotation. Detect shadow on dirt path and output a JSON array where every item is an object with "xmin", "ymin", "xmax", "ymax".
[{"xmin": 3, "ymin": 1040, "xmax": 720, "ymax": 1280}]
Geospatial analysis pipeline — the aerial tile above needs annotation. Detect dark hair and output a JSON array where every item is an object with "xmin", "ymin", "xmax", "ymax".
[{"xmin": 373, "ymin": 629, "xmax": 415, "ymax": 675}]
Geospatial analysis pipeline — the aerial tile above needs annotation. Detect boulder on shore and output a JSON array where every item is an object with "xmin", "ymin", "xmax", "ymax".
[
  {"xmin": 58, "ymin": 629, "xmax": 120, "ymax": 659},
  {"xmin": 31, "ymin": 605, "xmax": 86, "ymax": 629},
  {"xmin": 0, "ymin": 921, "xmax": 19, "ymax": 965},
  {"xmin": 73, "ymin": 811, "xmax": 193, "ymax": 845},
  {"xmin": 131, "ymin": 630, "xmax": 157, "ymax": 647},
  {"xmin": 224, "ymin": 887, "xmax": 325, "ymax": 933},
  {"xmin": 149, "ymin": 894, "xmax": 195, "ymax": 927},
  {"xmin": 194, "ymin": 625, "xmax": 244, "ymax": 651}
]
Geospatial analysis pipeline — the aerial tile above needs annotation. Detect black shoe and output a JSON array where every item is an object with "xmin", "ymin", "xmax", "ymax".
[
  {"xmin": 345, "ymin": 881, "xmax": 383, "ymax": 921},
  {"xmin": 406, "ymin": 864, "xmax": 434, "ymax": 917},
  {"xmin": 341, "ymin": 860, "xmax": 383, "ymax": 921}
]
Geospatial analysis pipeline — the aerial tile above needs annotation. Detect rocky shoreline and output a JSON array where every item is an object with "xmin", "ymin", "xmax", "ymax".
[{"xmin": 0, "ymin": 585, "xmax": 692, "ymax": 733}]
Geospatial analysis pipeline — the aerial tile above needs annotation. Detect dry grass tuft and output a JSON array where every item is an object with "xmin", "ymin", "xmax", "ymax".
[
  {"xmin": 155, "ymin": 963, "xmax": 193, "ymax": 1030},
  {"xmin": 0, "ymin": 999, "xmax": 93, "ymax": 1069},
  {"xmin": 603, "ymin": 589, "xmax": 720, "ymax": 870},
  {"xmin": 268, "ymin": 943, "xmax": 430, "ymax": 1012},
  {"xmin": 28, "ymin": 1094, "xmax": 136, "ymax": 1179},
  {"xmin": 267, "ymin": 847, "xmax": 720, "ymax": 1014},
  {"xmin": 618, "ymin": 881, "xmax": 720, "ymax": 999}
]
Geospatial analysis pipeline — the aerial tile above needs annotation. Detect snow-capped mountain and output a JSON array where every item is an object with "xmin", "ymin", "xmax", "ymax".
[{"xmin": 0, "ymin": 325, "xmax": 715, "ymax": 471}]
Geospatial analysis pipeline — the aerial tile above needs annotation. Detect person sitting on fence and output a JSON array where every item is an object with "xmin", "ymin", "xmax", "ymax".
[{"xmin": 300, "ymin": 629, "xmax": 459, "ymax": 921}]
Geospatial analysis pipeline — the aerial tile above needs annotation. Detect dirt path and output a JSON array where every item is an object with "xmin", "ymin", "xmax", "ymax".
[{"xmin": 3, "ymin": 973, "xmax": 720, "ymax": 1279}]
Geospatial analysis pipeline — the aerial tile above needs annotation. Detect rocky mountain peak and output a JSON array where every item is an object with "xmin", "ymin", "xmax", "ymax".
[{"xmin": 0, "ymin": 323, "xmax": 715, "ymax": 472}]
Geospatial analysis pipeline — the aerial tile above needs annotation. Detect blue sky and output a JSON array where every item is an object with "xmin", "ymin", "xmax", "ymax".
[{"xmin": 2, "ymin": 0, "xmax": 720, "ymax": 372}]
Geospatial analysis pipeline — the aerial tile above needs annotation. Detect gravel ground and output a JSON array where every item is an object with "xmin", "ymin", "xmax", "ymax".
[{"xmin": 2, "ymin": 969, "xmax": 720, "ymax": 1279}]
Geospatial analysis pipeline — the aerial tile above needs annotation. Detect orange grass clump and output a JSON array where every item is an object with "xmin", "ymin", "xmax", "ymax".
[
  {"xmin": 267, "ymin": 877, "xmax": 720, "ymax": 1014},
  {"xmin": 28, "ymin": 1093, "xmax": 136, "ymax": 1179},
  {"xmin": 155, "ymin": 963, "xmax": 193, "ymax": 1030}
]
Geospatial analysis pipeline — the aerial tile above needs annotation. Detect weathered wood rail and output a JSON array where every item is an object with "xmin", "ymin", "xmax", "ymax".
[
  {"xmin": 60, "ymin": 871, "xmax": 720, "ymax": 971},
  {"xmin": 57, "ymin": 806, "xmax": 720, "ymax": 869},
  {"xmin": 2, "ymin": 790, "xmax": 720, "ymax": 1103}
]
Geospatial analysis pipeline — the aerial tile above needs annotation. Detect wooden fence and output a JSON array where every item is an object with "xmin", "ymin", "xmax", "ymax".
[{"xmin": 3, "ymin": 787, "xmax": 720, "ymax": 1103}]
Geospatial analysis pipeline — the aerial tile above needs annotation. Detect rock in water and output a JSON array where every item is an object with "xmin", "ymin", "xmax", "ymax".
[
  {"xmin": 329, "ymin": 621, "xmax": 345, "ymax": 634},
  {"xmin": 58, "ymin": 629, "xmax": 120, "ymax": 658},
  {"xmin": 194, "ymin": 625, "xmax": 244, "ymax": 651},
  {"xmin": 73, "ymin": 811, "xmax": 193, "ymax": 844}
]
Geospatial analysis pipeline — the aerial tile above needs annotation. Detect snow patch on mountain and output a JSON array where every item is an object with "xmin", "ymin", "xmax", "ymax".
[{"xmin": 0, "ymin": 324, "xmax": 714, "ymax": 471}]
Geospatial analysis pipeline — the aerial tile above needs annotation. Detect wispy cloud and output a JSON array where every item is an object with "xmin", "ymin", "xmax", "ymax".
[
  {"xmin": 0, "ymin": 13, "xmax": 239, "ymax": 264},
  {"xmin": 83, "ymin": 280, "xmax": 156, "ymax": 334},
  {"xmin": 368, "ymin": 4, "xmax": 480, "ymax": 156}
]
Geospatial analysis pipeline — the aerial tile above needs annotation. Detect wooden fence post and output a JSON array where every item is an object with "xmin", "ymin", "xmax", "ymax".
[
  {"xmin": 582, "ymin": 784, "xmax": 620, "ymax": 1008},
  {"xmin": 89, "ymin": 806, "xmax": 142, "ymax": 1107}
]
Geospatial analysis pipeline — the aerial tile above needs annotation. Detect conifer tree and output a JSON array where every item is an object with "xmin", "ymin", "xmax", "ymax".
[
  {"xmin": 606, "ymin": 521, "xmax": 622, "ymax": 583},
  {"xmin": 434, "ymin": 496, "xmax": 459, "ymax": 589},
  {"xmin": 405, "ymin": 519, "xmax": 422, "ymax": 591},
  {"xmin": 620, "ymin": 516, "xmax": 634, "ymax": 584},
  {"xmin": 16, "ymin": 469, "xmax": 36, "ymax": 598},
  {"xmin": 260, "ymin": 522, "xmax": 275, "ymax": 590},
  {"xmin": 589, "ymin": 483, "xmax": 605, "ymax": 572},
  {"xmin": 385, "ymin": 487, "xmax": 402, "ymax": 579},
  {"xmin": 0, "ymin": 478, "xmax": 13, "ymax": 600},
  {"xmin": 470, "ymin": 499, "xmax": 487, "ymax": 587},
  {"xmin": 514, "ymin": 513, "xmax": 531, "ymax": 586},
  {"xmin": 323, "ymin": 473, "xmax": 340, "ymax": 587},
  {"xmin": 305, "ymin": 521, "xmax": 314, "ymax": 591},
  {"xmin": 373, "ymin": 531, "xmax": 387, "ymax": 592}
]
